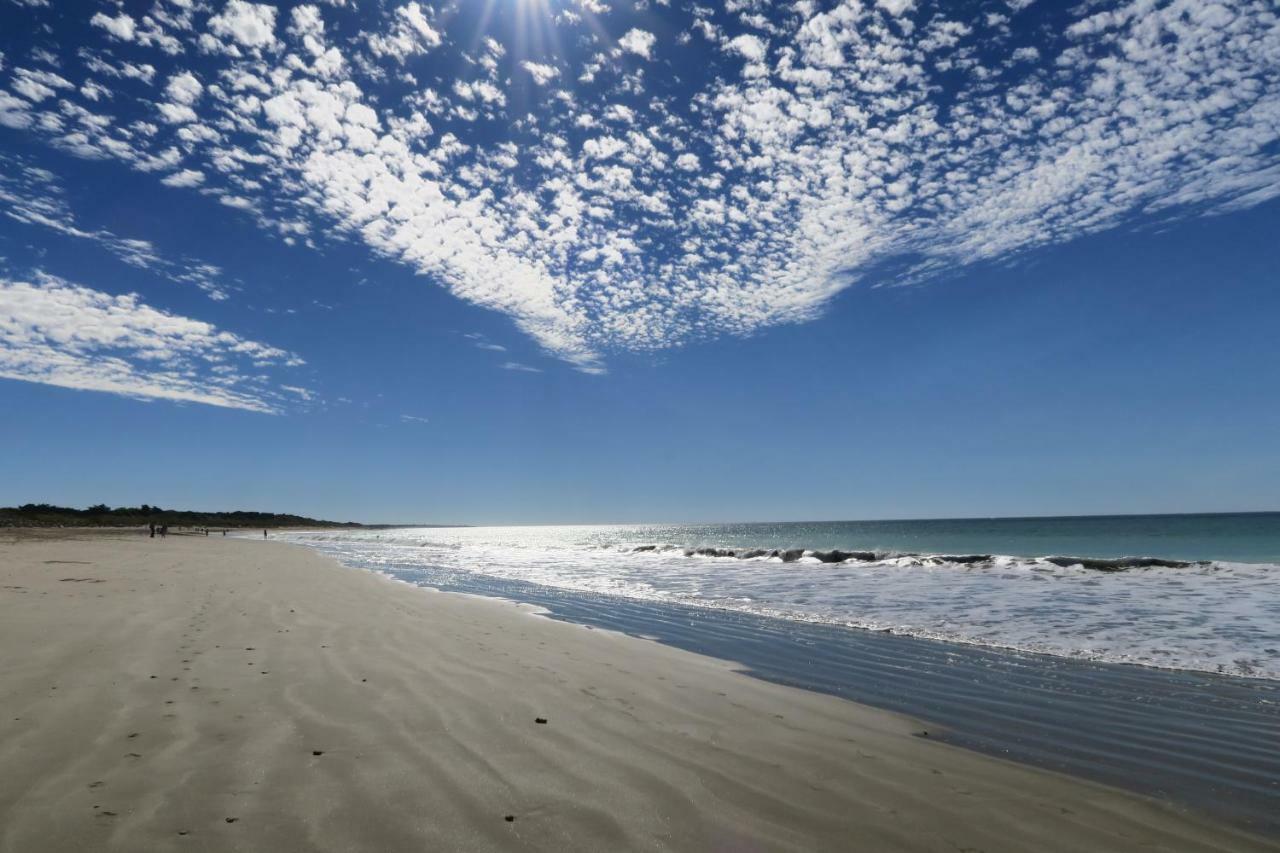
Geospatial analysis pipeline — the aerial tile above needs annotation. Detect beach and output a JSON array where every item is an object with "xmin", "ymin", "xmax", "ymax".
[{"xmin": 0, "ymin": 533, "xmax": 1273, "ymax": 852}]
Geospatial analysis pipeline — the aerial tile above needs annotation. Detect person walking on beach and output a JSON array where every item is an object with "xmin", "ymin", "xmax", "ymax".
[
  {"xmin": 263, "ymin": 529, "xmax": 268, "ymax": 539},
  {"xmin": 149, "ymin": 522, "xmax": 155, "ymax": 539}
]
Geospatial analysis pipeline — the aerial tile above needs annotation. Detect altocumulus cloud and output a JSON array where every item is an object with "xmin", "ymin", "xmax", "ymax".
[
  {"xmin": 0, "ymin": 273, "xmax": 306, "ymax": 413},
  {"xmin": 0, "ymin": 152, "xmax": 229, "ymax": 300},
  {"xmin": 0, "ymin": 0, "xmax": 1277, "ymax": 374}
]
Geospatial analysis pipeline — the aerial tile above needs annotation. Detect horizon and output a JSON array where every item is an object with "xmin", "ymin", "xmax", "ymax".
[
  {"xmin": 7, "ymin": 501, "xmax": 1279, "ymax": 529},
  {"xmin": 3, "ymin": 0, "xmax": 1279, "ymax": 522}
]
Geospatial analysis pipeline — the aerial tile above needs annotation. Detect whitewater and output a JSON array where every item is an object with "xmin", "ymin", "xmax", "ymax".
[{"xmin": 277, "ymin": 515, "xmax": 1280, "ymax": 680}]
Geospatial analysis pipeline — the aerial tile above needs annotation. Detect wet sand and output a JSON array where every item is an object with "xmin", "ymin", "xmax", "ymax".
[
  {"xmin": 405, "ymin": 562, "xmax": 1280, "ymax": 834},
  {"xmin": 0, "ymin": 534, "xmax": 1273, "ymax": 852}
]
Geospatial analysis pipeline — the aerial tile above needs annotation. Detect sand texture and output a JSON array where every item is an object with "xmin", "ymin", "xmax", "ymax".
[{"xmin": 0, "ymin": 534, "xmax": 1273, "ymax": 852}]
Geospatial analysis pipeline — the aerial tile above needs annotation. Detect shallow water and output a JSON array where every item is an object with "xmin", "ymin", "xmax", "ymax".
[{"xmin": 281, "ymin": 513, "xmax": 1280, "ymax": 679}]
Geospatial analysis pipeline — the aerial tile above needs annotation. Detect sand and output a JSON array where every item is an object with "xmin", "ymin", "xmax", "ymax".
[{"xmin": 0, "ymin": 533, "xmax": 1273, "ymax": 852}]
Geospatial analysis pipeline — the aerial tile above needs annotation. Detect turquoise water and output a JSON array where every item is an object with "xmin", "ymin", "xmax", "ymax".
[{"xmin": 581, "ymin": 512, "xmax": 1280, "ymax": 563}]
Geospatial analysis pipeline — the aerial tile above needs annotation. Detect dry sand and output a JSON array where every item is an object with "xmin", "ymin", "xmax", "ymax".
[{"xmin": 0, "ymin": 534, "xmax": 1273, "ymax": 852}]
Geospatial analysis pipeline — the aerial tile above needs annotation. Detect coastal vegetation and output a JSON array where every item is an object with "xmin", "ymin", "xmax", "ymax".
[{"xmin": 0, "ymin": 503, "xmax": 358, "ymax": 529}]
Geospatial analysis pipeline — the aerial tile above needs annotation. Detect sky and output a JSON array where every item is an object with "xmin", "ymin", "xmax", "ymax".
[{"xmin": 0, "ymin": 0, "xmax": 1278, "ymax": 524}]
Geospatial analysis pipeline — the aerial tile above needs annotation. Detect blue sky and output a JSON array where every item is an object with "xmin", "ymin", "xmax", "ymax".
[{"xmin": 1, "ymin": 0, "xmax": 1278, "ymax": 523}]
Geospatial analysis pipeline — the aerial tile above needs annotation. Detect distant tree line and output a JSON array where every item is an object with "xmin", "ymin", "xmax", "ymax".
[{"xmin": 0, "ymin": 503, "xmax": 360, "ymax": 529}]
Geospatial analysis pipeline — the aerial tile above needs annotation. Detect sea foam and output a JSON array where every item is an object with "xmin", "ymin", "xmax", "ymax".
[{"xmin": 278, "ymin": 520, "xmax": 1280, "ymax": 680}]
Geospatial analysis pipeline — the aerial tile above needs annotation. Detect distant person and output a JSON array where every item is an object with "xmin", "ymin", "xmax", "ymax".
[
  {"xmin": 159, "ymin": 525, "xmax": 167, "ymax": 538},
  {"xmin": 222, "ymin": 530, "xmax": 227, "ymax": 537},
  {"xmin": 263, "ymin": 529, "xmax": 268, "ymax": 539},
  {"xmin": 149, "ymin": 522, "xmax": 155, "ymax": 539}
]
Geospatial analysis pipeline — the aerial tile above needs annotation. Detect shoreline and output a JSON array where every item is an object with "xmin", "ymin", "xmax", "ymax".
[
  {"xmin": 362, "ymin": 557, "xmax": 1278, "ymax": 683},
  {"xmin": 305, "ymin": 545, "xmax": 1280, "ymax": 835},
  {"xmin": 2, "ymin": 535, "xmax": 1274, "ymax": 852}
]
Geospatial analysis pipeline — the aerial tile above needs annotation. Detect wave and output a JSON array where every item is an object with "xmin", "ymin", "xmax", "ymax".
[
  {"xmin": 279, "ymin": 528, "xmax": 1279, "ymax": 681},
  {"xmin": 628, "ymin": 544, "xmax": 1207, "ymax": 571},
  {"xmin": 288, "ymin": 532, "xmax": 1214, "ymax": 571}
]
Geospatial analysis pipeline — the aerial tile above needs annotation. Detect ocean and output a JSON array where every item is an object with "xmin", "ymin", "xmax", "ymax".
[{"xmin": 278, "ymin": 512, "xmax": 1280, "ymax": 680}]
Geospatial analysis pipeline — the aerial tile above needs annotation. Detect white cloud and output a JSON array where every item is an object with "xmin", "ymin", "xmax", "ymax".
[
  {"xmin": 521, "ymin": 61, "xmax": 560, "ymax": 85},
  {"xmin": 0, "ymin": 273, "xmax": 300, "ymax": 412},
  {"xmin": 583, "ymin": 135, "xmax": 627, "ymax": 160},
  {"xmin": 618, "ymin": 28, "xmax": 656, "ymax": 58},
  {"xmin": 10, "ymin": 68, "xmax": 72, "ymax": 102},
  {"xmin": 876, "ymin": 0, "xmax": 914, "ymax": 16},
  {"xmin": 161, "ymin": 168, "xmax": 205, "ymax": 187},
  {"xmin": 3, "ymin": 0, "xmax": 1279, "ymax": 378},
  {"xmin": 208, "ymin": 0, "xmax": 278, "ymax": 50},
  {"xmin": 89, "ymin": 12, "xmax": 137, "ymax": 41},
  {"xmin": 724, "ymin": 34, "xmax": 766, "ymax": 63},
  {"xmin": 499, "ymin": 361, "xmax": 542, "ymax": 373},
  {"xmin": 0, "ymin": 92, "xmax": 33, "ymax": 129},
  {"xmin": 367, "ymin": 2, "xmax": 441, "ymax": 62},
  {"xmin": 454, "ymin": 79, "xmax": 504, "ymax": 106},
  {"xmin": 399, "ymin": 413, "xmax": 430, "ymax": 423},
  {"xmin": 289, "ymin": 5, "xmax": 324, "ymax": 41},
  {"xmin": 165, "ymin": 71, "xmax": 203, "ymax": 104},
  {"xmin": 158, "ymin": 102, "xmax": 198, "ymax": 123},
  {"xmin": 219, "ymin": 195, "xmax": 256, "ymax": 211}
]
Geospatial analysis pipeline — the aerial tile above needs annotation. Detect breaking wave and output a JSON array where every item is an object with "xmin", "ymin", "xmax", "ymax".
[
  {"xmin": 625, "ymin": 544, "xmax": 1207, "ymax": 571},
  {"xmin": 274, "ymin": 521, "xmax": 1280, "ymax": 681}
]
